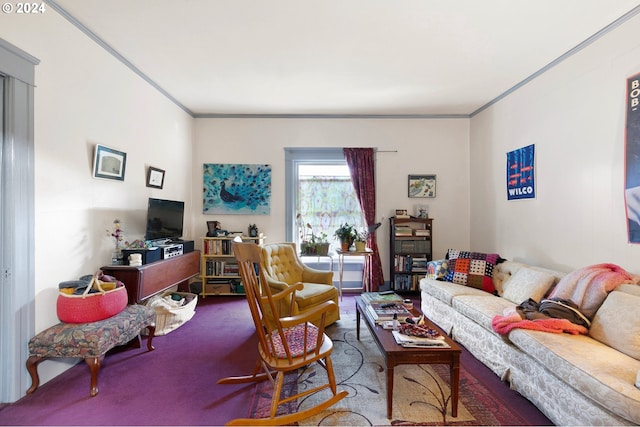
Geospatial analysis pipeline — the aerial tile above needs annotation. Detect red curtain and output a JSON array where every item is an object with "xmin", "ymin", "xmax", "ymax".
[{"xmin": 344, "ymin": 148, "xmax": 384, "ymax": 291}]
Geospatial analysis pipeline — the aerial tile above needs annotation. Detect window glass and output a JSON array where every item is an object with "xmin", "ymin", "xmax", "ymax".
[{"xmin": 296, "ymin": 164, "xmax": 365, "ymax": 252}]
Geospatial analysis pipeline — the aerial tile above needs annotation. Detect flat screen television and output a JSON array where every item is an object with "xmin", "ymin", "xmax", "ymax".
[{"xmin": 145, "ymin": 198, "xmax": 185, "ymax": 242}]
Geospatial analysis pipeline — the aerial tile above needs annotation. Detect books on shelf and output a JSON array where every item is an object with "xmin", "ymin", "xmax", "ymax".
[
  {"xmin": 393, "ymin": 274, "xmax": 422, "ymax": 291},
  {"xmin": 411, "ymin": 257, "xmax": 428, "ymax": 272},
  {"xmin": 366, "ymin": 302, "xmax": 412, "ymax": 322},
  {"xmin": 394, "ymin": 225, "xmax": 413, "ymax": 237},
  {"xmin": 203, "ymin": 238, "xmax": 234, "ymax": 255},
  {"xmin": 360, "ymin": 291, "xmax": 403, "ymax": 305},
  {"xmin": 204, "ymin": 259, "xmax": 239, "ymax": 276}
]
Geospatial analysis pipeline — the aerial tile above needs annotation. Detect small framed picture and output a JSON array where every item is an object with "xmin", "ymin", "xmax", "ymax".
[
  {"xmin": 408, "ymin": 174, "xmax": 436, "ymax": 198},
  {"xmin": 93, "ymin": 144, "xmax": 126, "ymax": 181},
  {"xmin": 146, "ymin": 166, "xmax": 165, "ymax": 189},
  {"xmin": 415, "ymin": 204, "xmax": 429, "ymax": 218}
]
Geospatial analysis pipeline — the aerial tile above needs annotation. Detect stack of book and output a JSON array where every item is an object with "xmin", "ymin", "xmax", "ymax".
[
  {"xmin": 414, "ymin": 228, "xmax": 431, "ymax": 237},
  {"xmin": 362, "ymin": 292, "xmax": 412, "ymax": 323},
  {"xmin": 394, "ymin": 226, "xmax": 413, "ymax": 237}
]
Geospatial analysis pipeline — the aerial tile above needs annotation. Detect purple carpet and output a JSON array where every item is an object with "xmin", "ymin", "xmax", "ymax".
[{"xmin": 0, "ymin": 294, "xmax": 552, "ymax": 426}]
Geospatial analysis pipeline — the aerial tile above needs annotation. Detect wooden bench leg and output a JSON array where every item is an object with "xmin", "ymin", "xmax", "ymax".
[
  {"xmin": 26, "ymin": 317, "xmax": 156, "ymax": 398},
  {"xmin": 85, "ymin": 356, "xmax": 103, "ymax": 397},
  {"xmin": 25, "ymin": 355, "xmax": 43, "ymax": 395}
]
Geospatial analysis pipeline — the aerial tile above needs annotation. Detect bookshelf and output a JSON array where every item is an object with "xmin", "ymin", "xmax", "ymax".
[
  {"xmin": 389, "ymin": 216, "xmax": 433, "ymax": 292},
  {"xmin": 200, "ymin": 235, "xmax": 264, "ymax": 297}
]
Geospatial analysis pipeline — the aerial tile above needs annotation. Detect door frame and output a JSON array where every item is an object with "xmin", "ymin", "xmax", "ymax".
[{"xmin": 0, "ymin": 38, "xmax": 38, "ymax": 403}]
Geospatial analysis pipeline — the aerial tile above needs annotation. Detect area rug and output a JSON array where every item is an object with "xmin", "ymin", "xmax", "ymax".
[{"xmin": 249, "ymin": 314, "xmax": 545, "ymax": 426}]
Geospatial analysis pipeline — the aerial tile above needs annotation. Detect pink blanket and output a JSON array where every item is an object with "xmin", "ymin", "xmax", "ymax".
[
  {"xmin": 491, "ymin": 263, "xmax": 636, "ymax": 336},
  {"xmin": 548, "ymin": 263, "xmax": 637, "ymax": 319},
  {"xmin": 492, "ymin": 307, "xmax": 588, "ymax": 335}
]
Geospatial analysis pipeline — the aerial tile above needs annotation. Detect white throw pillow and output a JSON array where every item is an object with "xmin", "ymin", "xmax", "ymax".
[
  {"xmin": 589, "ymin": 291, "xmax": 640, "ymax": 360},
  {"xmin": 502, "ymin": 267, "xmax": 555, "ymax": 304},
  {"xmin": 616, "ymin": 283, "xmax": 640, "ymax": 297}
]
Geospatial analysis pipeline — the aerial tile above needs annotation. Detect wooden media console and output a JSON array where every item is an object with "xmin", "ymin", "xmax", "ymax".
[{"xmin": 101, "ymin": 251, "xmax": 200, "ymax": 304}]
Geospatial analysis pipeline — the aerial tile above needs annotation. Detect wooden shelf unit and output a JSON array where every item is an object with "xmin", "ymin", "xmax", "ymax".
[
  {"xmin": 200, "ymin": 235, "xmax": 264, "ymax": 297},
  {"xmin": 389, "ymin": 216, "xmax": 433, "ymax": 292}
]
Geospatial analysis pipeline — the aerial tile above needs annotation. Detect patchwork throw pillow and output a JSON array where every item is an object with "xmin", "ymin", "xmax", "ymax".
[
  {"xmin": 426, "ymin": 259, "xmax": 449, "ymax": 280},
  {"xmin": 444, "ymin": 249, "xmax": 500, "ymax": 294},
  {"xmin": 589, "ymin": 291, "xmax": 640, "ymax": 360},
  {"xmin": 502, "ymin": 267, "xmax": 555, "ymax": 304}
]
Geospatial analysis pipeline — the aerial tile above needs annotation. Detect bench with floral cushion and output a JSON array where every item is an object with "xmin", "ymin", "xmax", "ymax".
[{"xmin": 25, "ymin": 304, "xmax": 156, "ymax": 397}]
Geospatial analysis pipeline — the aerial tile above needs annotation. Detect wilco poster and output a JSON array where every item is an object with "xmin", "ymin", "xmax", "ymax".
[
  {"xmin": 625, "ymin": 71, "xmax": 640, "ymax": 243},
  {"xmin": 506, "ymin": 144, "xmax": 535, "ymax": 200}
]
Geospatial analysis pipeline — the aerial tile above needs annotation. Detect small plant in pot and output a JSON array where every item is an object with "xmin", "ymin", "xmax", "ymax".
[
  {"xmin": 334, "ymin": 223, "xmax": 356, "ymax": 251},
  {"xmin": 300, "ymin": 222, "xmax": 329, "ymax": 256},
  {"xmin": 354, "ymin": 229, "xmax": 368, "ymax": 252}
]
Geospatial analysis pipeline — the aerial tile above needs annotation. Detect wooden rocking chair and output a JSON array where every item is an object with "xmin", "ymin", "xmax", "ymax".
[{"xmin": 217, "ymin": 242, "xmax": 347, "ymax": 426}]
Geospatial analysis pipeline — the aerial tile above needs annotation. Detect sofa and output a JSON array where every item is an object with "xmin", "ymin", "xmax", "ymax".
[
  {"xmin": 260, "ymin": 242, "xmax": 340, "ymax": 327},
  {"xmin": 420, "ymin": 251, "xmax": 640, "ymax": 425}
]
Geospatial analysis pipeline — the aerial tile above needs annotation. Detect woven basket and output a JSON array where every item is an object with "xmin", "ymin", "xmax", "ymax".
[
  {"xmin": 143, "ymin": 291, "xmax": 197, "ymax": 335},
  {"xmin": 57, "ymin": 276, "xmax": 128, "ymax": 323}
]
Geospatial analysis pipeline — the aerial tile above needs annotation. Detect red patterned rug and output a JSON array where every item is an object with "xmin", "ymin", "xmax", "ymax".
[{"xmin": 249, "ymin": 314, "xmax": 551, "ymax": 426}]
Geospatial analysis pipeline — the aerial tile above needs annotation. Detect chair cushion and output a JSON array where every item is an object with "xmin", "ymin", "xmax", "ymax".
[
  {"xmin": 269, "ymin": 323, "xmax": 320, "ymax": 358},
  {"xmin": 295, "ymin": 283, "xmax": 338, "ymax": 310}
]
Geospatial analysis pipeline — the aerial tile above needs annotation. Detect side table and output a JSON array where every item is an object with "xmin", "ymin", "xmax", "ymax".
[{"xmin": 336, "ymin": 249, "xmax": 373, "ymax": 300}]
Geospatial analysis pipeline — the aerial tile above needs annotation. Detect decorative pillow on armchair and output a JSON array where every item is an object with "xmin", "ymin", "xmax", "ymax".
[
  {"xmin": 444, "ymin": 249, "xmax": 501, "ymax": 294},
  {"xmin": 426, "ymin": 259, "xmax": 449, "ymax": 280}
]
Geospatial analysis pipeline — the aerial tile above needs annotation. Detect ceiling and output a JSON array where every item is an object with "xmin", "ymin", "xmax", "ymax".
[{"xmin": 51, "ymin": 0, "xmax": 640, "ymax": 117}]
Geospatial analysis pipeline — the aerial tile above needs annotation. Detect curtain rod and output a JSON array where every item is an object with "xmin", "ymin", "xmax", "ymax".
[{"xmin": 375, "ymin": 150, "xmax": 398, "ymax": 153}]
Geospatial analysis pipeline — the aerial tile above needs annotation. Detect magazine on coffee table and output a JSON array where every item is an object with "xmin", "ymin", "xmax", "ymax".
[
  {"xmin": 360, "ymin": 291, "xmax": 403, "ymax": 305},
  {"xmin": 391, "ymin": 330, "xmax": 450, "ymax": 348}
]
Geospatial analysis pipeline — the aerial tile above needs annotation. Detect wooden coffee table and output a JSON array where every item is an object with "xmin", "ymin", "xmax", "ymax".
[{"xmin": 355, "ymin": 296, "xmax": 461, "ymax": 419}]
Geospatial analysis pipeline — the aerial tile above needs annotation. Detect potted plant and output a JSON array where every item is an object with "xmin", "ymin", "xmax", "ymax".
[
  {"xmin": 300, "ymin": 221, "xmax": 330, "ymax": 256},
  {"xmin": 354, "ymin": 229, "xmax": 367, "ymax": 252},
  {"xmin": 313, "ymin": 232, "xmax": 330, "ymax": 256},
  {"xmin": 334, "ymin": 223, "xmax": 356, "ymax": 251}
]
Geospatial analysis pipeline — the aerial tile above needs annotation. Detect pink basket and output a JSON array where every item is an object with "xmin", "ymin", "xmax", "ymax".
[{"xmin": 57, "ymin": 277, "xmax": 128, "ymax": 323}]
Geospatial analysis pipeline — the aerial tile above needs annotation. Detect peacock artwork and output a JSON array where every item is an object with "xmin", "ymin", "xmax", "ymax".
[{"xmin": 203, "ymin": 163, "xmax": 271, "ymax": 215}]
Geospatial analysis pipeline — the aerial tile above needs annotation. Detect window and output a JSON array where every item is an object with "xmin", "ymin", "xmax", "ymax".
[{"xmin": 285, "ymin": 148, "xmax": 365, "ymax": 253}]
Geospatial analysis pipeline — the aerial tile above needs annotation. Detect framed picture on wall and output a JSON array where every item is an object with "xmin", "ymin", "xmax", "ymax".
[
  {"xmin": 146, "ymin": 166, "xmax": 165, "ymax": 189},
  {"xmin": 408, "ymin": 174, "xmax": 436, "ymax": 198},
  {"xmin": 203, "ymin": 163, "xmax": 272, "ymax": 215},
  {"xmin": 93, "ymin": 144, "xmax": 126, "ymax": 181}
]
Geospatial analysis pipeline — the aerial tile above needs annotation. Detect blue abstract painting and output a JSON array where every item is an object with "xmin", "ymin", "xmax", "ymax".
[{"xmin": 203, "ymin": 164, "xmax": 271, "ymax": 215}]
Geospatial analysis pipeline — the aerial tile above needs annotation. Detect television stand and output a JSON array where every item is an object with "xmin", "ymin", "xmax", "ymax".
[{"xmin": 101, "ymin": 251, "xmax": 200, "ymax": 304}]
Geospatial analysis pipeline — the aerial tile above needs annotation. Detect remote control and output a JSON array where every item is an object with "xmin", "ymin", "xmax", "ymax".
[{"xmin": 379, "ymin": 290, "xmax": 395, "ymax": 295}]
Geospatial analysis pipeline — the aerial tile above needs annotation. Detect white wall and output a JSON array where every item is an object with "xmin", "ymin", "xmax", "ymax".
[
  {"xmin": 2, "ymin": 11, "xmax": 193, "ymax": 382},
  {"xmin": 192, "ymin": 118, "xmax": 470, "ymax": 278},
  {"xmin": 470, "ymin": 13, "xmax": 640, "ymax": 273}
]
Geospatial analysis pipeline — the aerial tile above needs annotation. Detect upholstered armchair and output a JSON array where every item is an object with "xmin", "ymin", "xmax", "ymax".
[{"xmin": 260, "ymin": 242, "xmax": 340, "ymax": 326}]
